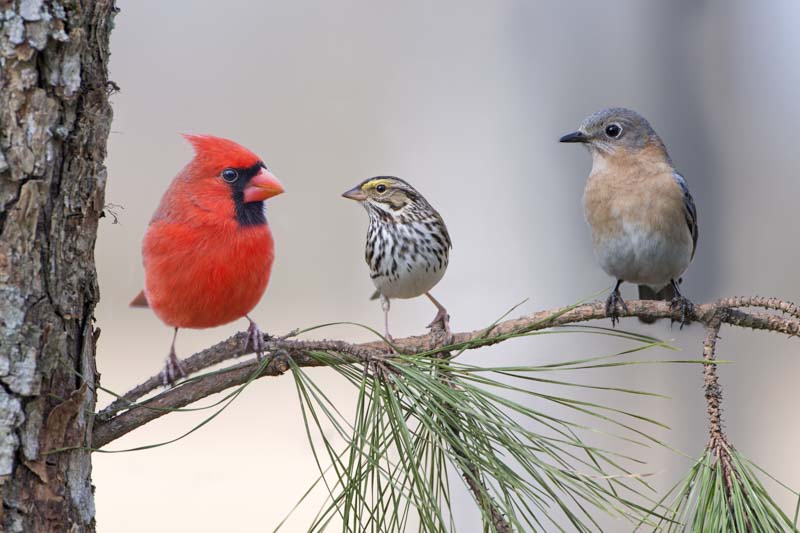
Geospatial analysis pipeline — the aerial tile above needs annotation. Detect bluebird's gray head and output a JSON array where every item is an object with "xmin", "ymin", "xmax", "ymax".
[{"xmin": 559, "ymin": 108, "xmax": 667, "ymax": 158}]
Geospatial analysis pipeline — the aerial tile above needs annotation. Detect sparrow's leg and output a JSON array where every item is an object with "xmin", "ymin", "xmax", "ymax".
[
  {"xmin": 605, "ymin": 280, "xmax": 628, "ymax": 327},
  {"xmin": 380, "ymin": 294, "xmax": 393, "ymax": 342},
  {"xmin": 161, "ymin": 327, "xmax": 187, "ymax": 387},
  {"xmin": 425, "ymin": 292, "xmax": 451, "ymax": 335}
]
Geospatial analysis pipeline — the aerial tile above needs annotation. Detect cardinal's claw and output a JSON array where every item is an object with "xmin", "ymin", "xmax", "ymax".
[
  {"xmin": 245, "ymin": 317, "xmax": 267, "ymax": 360},
  {"xmin": 161, "ymin": 349, "xmax": 186, "ymax": 387}
]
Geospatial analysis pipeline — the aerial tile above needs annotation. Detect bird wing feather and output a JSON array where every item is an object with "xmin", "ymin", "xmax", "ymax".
[{"xmin": 673, "ymin": 172, "xmax": 698, "ymax": 259}]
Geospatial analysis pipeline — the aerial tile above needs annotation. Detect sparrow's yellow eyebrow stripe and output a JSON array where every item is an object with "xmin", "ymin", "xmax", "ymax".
[{"xmin": 362, "ymin": 179, "xmax": 394, "ymax": 191}]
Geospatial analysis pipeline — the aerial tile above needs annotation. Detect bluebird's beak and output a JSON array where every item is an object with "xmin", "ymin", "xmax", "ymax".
[
  {"xmin": 342, "ymin": 186, "xmax": 367, "ymax": 202},
  {"xmin": 559, "ymin": 131, "xmax": 588, "ymax": 143}
]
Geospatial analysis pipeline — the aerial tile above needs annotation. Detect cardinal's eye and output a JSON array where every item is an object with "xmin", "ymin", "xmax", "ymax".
[
  {"xmin": 221, "ymin": 168, "xmax": 238, "ymax": 182},
  {"xmin": 376, "ymin": 184, "xmax": 387, "ymax": 193},
  {"xmin": 605, "ymin": 124, "xmax": 622, "ymax": 138}
]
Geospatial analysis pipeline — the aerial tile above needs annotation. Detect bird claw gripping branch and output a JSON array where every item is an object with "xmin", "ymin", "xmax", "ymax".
[
  {"xmin": 245, "ymin": 317, "xmax": 267, "ymax": 360},
  {"xmin": 427, "ymin": 307, "xmax": 451, "ymax": 336},
  {"xmin": 671, "ymin": 295, "xmax": 695, "ymax": 328},
  {"xmin": 605, "ymin": 284, "xmax": 629, "ymax": 328},
  {"xmin": 161, "ymin": 348, "xmax": 187, "ymax": 388}
]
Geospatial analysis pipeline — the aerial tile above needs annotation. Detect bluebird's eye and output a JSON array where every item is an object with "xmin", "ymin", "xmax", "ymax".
[
  {"xmin": 221, "ymin": 168, "xmax": 238, "ymax": 182},
  {"xmin": 605, "ymin": 124, "xmax": 622, "ymax": 138},
  {"xmin": 376, "ymin": 184, "xmax": 387, "ymax": 193}
]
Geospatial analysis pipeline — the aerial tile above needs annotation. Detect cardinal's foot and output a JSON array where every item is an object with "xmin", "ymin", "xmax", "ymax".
[
  {"xmin": 245, "ymin": 317, "xmax": 267, "ymax": 360},
  {"xmin": 161, "ymin": 349, "xmax": 186, "ymax": 387}
]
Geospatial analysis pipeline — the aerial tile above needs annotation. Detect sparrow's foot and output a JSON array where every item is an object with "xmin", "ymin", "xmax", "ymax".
[
  {"xmin": 605, "ymin": 288, "xmax": 628, "ymax": 327},
  {"xmin": 161, "ymin": 348, "xmax": 186, "ymax": 388},
  {"xmin": 670, "ymin": 295, "xmax": 695, "ymax": 328},
  {"xmin": 246, "ymin": 318, "xmax": 267, "ymax": 360},
  {"xmin": 383, "ymin": 331, "xmax": 397, "ymax": 354},
  {"xmin": 426, "ymin": 307, "xmax": 451, "ymax": 335}
]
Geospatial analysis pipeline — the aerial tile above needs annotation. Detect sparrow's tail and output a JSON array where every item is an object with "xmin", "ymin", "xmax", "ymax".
[{"xmin": 637, "ymin": 284, "xmax": 675, "ymax": 324}]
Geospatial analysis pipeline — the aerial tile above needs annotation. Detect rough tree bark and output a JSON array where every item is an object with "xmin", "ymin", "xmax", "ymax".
[{"xmin": 0, "ymin": 1, "xmax": 115, "ymax": 531}]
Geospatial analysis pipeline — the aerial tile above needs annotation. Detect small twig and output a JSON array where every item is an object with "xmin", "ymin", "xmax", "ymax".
[
  {"xmin": 717, "ymin": 295, "xmax": 800, "ymax": 320},
  {"xmin": 701, "ymin": 309, "xmax": 746, "ymax": 523},
  {"xmin": 702, "ymin": 311, "xmax": 726, "ymax": 448},
  {"xmin": 462, "ymin": 464, "xmax": 513, "ymax": 533}
]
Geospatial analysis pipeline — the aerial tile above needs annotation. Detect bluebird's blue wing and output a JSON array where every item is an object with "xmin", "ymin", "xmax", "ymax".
[{"xmin": 674, "ymin": 172, "xmax": 698, "ymax": 259}]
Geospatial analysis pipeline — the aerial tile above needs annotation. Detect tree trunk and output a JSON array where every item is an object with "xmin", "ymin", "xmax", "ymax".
[{"xmin": 0, "ymin": 1, "xmax": 115, "ymax": 530}]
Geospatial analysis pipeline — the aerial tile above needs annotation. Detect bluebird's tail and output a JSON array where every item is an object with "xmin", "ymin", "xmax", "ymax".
[{"xmin": 637, "ymin": 284, "xmax": 676, "ymax": 324}]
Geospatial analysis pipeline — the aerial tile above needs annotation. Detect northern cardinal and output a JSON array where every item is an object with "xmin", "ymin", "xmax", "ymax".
[{"xmin": 131, "ymin": 134, "xmax": 284, "ymax": 385}]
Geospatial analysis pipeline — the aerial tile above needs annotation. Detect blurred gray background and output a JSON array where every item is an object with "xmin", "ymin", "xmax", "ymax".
[{"xmin": 95, "ymin": 1, "xmax": 800, "ymax": 531}]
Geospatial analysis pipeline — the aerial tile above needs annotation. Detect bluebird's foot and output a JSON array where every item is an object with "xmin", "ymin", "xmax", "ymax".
[
  {"xmin": 669, "ymin": 280, "xmax": 694, "ymax": 328},
  {"xmin": 161, "ymin": 346, "xmax": 186, "ymax": 387},
  {"xmin": 245, "ymin": 316, "xmax": 267, "ymax": 360},
  {"xmin": 605, "ymin": 280, "xmax": 628, "ymax": 327}
]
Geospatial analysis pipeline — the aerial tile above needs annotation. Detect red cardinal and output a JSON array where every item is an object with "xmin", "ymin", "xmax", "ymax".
[{"xmin": 131, "ymin": 134, "xmax": 284, "ymax": 385}]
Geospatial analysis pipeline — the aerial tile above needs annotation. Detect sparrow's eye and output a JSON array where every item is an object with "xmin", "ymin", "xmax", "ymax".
[
  {"xmin": 376, "ymin": 184, "xmax": 387, "ymax": 193},
  {"xmin": 221, "ymin": 168, "xmax": 238, "ymax": 182},
  {"xmin": 605, "ymin": 123, "xmax": 622, "ymax": 138}
]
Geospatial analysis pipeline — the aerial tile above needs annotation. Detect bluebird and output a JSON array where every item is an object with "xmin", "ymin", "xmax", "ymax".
[{"xmin": 559, "ymin": 108, "xmax": 698, "ymax": 326}]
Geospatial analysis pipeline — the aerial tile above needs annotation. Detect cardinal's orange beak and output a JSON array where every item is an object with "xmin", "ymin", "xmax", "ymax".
[{"xmin": 244, "ymin": 168, "xmax": 284, "ymax": 203}]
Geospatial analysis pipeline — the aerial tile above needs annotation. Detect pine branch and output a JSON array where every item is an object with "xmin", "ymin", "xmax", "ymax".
[
  {"xmin": 700, "ymin": 310, "xmax": 740, "ymax": 503},
  {"xmin": 646, "ymin": 303, "xmax": 798, "ymax": 531},
  {"xmin": 92, "ymin": 296, "xmax": 799, "ymax": 449}
]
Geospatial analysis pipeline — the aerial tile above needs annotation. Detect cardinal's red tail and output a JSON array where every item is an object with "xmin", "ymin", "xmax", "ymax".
[{"xmin": 130, "ymin": 290, "xmax": 149, "ymax": 308}]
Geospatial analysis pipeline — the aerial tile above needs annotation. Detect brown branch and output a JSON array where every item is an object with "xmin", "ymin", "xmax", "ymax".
[
  {"xmin": 463, "ymin": 464, "xmax": 512, "ymax": 533},
  {"xmin": 92, "ymin": 297, "xmax": 800, "ymax": 449},
  {"xmin": 717, "ymin": 295, "xmax": 800, "ymax": 319},
  {"xmin": 701, "ymin": 309, "xmax": 744, "ymax": 523},
  {"xmin": 702, "ymin": 312, "xmax": 726, "ymax": 448}
]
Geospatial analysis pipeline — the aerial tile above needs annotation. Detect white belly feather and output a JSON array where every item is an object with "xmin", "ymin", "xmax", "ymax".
[
  {"xmin": 368, "ymin": 220, "xmax": 449, "ymax": 299},
  {"xmin": 372, "ymin": 256, "xmax": 446, "ymax": 299},
  {"xmin": 594, "ymin": 221, "xmax": 692, "ymax": 288}
]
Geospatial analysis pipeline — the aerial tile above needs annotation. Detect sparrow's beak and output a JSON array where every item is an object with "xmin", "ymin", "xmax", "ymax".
[
  {"xmin": 559, "ymin": 131, "xmax": 588, "ymax": 143},
  {"xmin": 244, "ymin": 168, "xmax": 284, "ymax": 202},
  {"xmin": 342, "ymin": 186, "xmax": 367, "ymax": 201}
]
